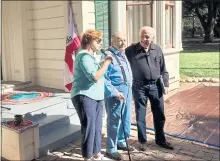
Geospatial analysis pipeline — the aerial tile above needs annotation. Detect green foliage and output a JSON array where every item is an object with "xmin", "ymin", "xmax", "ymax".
[{"xmin": 183, "ymin": 0, "xmax": 220, "ymax": 41}]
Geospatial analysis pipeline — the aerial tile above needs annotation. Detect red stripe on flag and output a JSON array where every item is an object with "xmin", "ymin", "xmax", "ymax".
[
  {"xmin": 65, "ymin": 36, "xmax": 80, "ymax": 73},
  {"xmin": 65, "ymin": 82, "xmax": 72, "ymax": 92}
]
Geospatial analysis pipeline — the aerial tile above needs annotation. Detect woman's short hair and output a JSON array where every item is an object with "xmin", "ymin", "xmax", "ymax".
[{"xmin": 81, "ymin": 29, "xmax": 103, "ymax": 49}]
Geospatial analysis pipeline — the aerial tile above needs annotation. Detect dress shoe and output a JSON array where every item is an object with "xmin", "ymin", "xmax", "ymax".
[
  {"xmin": 117, "ymin": 145, "xmax": 135, "ymax": 151},
  {"xmin": 139, "ymin": 143, "xmax": 147, "ymax": 151},
  {"xmin": 106, "ymin": 151, "xmax": 123, "ymax": 160},
  {"xmin": 156, "ymin": 141, "xmax": 174, "ymax": 150}
]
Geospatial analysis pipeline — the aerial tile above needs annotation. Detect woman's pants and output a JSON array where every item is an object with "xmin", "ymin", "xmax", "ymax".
[{"xmin": 72, "ymin": 95, "xmax": 103, "ymax": 158}]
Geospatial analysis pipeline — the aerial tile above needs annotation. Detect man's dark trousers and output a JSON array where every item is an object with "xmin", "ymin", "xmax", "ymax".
[{"xmin": 132, "ymin": 80, "xmax": 166, "ymax": 144}]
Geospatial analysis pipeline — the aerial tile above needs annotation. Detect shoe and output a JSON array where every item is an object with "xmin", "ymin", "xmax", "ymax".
[
  {"xmin": 156, "ymin": 141, "xmax": 174, "ymax": 150},
  {"xmin": 117, "ymin": 145, "xmax": 135, "ymax": 151},
  {"xmin": 139, "ymin": 143, "xmax": 147, "ymax": 151},
  {"xmin": 106, "ymin": 151, "xmax": 123, "ymax": 160},
  {"xmin": 91, "ymin": 154, "xmax": 111, "ymax": 160}
]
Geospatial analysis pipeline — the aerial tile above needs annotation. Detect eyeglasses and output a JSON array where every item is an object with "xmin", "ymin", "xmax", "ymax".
[{"xmin": 96, "ymin": 38, "xmax": 102, "ymax": 44}]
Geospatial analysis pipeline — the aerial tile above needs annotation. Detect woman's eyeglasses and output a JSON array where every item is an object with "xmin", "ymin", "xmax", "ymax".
[{"xmin": 96, "ymin": 38, "xmax": 102, "ymax": 44}]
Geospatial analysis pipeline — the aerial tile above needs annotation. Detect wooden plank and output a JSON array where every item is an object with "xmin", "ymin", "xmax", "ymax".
[
  {"xmin": 31, "ymin": 28, "xmax": 65, "ymax": 40},
  {"xmin": 33, "ymin": 39, "xmax": 65, "ymax": 50},
  {"xmin": 28, "ymin": 17, "xmax": 64, "ymax": 30},
  {"xmin": 35, "ymin": 59, "xmax": 64, "ymax": 70},
  {"xmin": 34, "ymin": 77, "xmax": 64, "ymax": 89},
  {"xmin": 31, "ymin": 69, "xmax": 64, "ymax": 80},
  {"xmin": 31, "ymin": 1, "xmax": 64, "ymax": 10},
  {"xmin": 28, "ymin": 5, "xmax": 64, "ymax": 20},
  {"xmin": 34, "ymin": 49, "xmax": 65, "ymax": 60},
  {"xmin": 29, "ymin": 59, "xmax": 36, "ymax": 69}
]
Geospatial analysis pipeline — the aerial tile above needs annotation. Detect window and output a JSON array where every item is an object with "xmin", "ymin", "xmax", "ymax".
[
  {"xmin": 165, "ymin": 1, "xmax": 174, "ymax": 48},
  {"xmin": 95, "ymin": 0, "xmax": 110, "ymax": 53},
  {"xmin": 126, "ymin": 1, "xmax": 153, "ymax": 45}
]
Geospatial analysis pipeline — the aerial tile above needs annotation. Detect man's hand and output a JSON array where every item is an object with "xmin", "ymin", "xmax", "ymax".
[
  {"xmin": 116, "ymin": 92, "xmax": 125, "ymax": 102},
  {"xmin": 164, "ymin": 87, "xmax": 169, "ymax": 94}
]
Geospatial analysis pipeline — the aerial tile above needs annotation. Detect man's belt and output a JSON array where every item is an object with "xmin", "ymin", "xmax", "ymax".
[{"xmin": 133, "ymin": 79, "xmax": 157, "ymax": 86}]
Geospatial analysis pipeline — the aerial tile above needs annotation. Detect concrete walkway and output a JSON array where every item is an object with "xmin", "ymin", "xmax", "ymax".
[
  {"xmin": 39, "ymin": 82, "xmax": 219, "ymax": 161},
  {"xmin": 39, "ymin": 126, "xmax": 219, "ymax": 161}
]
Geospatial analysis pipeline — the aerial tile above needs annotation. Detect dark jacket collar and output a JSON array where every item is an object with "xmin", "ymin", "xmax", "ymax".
[{"xmin": 136, "ymin": 42, "xmax": 156, "ymax": 52}]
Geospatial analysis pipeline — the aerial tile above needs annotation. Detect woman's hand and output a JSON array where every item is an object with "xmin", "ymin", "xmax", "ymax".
[{"xmin": 103, "ymin": 55, "xmax": 112, "ymax": 65}]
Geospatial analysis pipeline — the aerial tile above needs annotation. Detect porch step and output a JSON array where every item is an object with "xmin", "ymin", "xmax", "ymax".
[
  {"xmin": 1, "ymin": 95, "xmax": 81, "ymax": 157},
  {"xmin": 1, "ymin": 81, "xmax": 32, "ymax": 94},
  {"xmin": 39, "ymin": 115, "xmax": 81, "ymax": 157}
]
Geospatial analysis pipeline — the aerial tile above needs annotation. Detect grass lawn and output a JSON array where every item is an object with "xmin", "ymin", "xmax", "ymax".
[{"xmin": 180, "ymin": 52, "xmax": 219, "ymax": 78}]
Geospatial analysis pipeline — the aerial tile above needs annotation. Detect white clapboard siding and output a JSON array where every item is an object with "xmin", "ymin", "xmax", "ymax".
[
  {"xmin": 29, "ymin": 59, "xmax": 36, "ymax": 69},
  {"xmin": 31, "ymin": 28, "xmax": 65, "ymax": 40},
  {"xmin": 28, "ymin": 1, "xmax": 95, "ymax": 89},
  {"xmin": 31, "ymin": 69, "xmax": 64, "ymax": 80},
  {"xmin": 28, "ymin": 17, "xmax": 64, "ymax": 30},
  {"xmin": 34, "ymin": 49, "xmax": 65, "ymax": 60},
  {"xmin": 28, "ymin": 1, "xmax": 66, "ymax": 89},
  {"xmin": 34, "ymin": 77, "xmax": 64, "ymax": 89},
  {"xmin": 35, "ymin": 60, "xmax": 64, "ymax": 70},
  {"xmin": 28, "ymin": 49, "xmax": 35, "ymax": 59},
  {"xmin": 33, "ymin": 39, "xmax": 65, "ymax": 50},
  {"xmin": 31, "ymin": 1, "xmax": 64, "ymax": 10},
  {"xmin": 28, "ymin": 5, "xmax": 64, "ymax": 20}
]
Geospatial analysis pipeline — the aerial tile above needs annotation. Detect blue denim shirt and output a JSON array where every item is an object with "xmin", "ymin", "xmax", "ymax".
[
  {"xmin": 101, "ymin": 46, "xmax": 133, "ymax": 98},
  {"xmin": 71, "ymin": 50, "xmax": 104, "ymax": 100}
]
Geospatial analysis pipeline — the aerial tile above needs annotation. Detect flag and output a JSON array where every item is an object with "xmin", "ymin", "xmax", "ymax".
[{"xmin": 64, "ymin": 1, "xmax": 81, "ymax": 92}]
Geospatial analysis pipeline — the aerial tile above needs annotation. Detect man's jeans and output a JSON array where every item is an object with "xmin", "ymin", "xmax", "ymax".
[
  {"xmin": 132, "ymin": 81, "xmax": 166, "ymax": 144},
  {"xmin": 105, "ymin": 85, "xmax": 132, "ymax": 153},
  {"xmin": 71, "ymin": 95, "xmax": 103, "ymax": 158}
]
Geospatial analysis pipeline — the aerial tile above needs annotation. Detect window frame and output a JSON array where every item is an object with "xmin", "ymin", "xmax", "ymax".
[
  {"xmin": 165, "ymin": 1, "xmax": 175, "ymax": 48},
  {"xmin": 126, "ymin": 1, "xmax": 153, "ymax": 45}
]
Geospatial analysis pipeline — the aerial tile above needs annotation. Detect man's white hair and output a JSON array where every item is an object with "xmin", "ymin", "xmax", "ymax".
[{"xmin": 139, "ymin": 26, "xmax": 156, "ymax": 38}]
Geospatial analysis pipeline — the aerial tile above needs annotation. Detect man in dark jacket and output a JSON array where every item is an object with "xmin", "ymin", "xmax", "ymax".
[{"xmin": 125, "ymin": 26, "xmax": 174, "ymax": 151}]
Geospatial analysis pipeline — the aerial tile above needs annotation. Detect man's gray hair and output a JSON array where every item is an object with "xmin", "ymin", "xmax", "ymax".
[
  {"xmin": 111, "ymin": 32, "xmax": 126, "ymax": 42},
  {"xmin": 139, "ymin": 26, "xmax": 156, "ymax": 38}
]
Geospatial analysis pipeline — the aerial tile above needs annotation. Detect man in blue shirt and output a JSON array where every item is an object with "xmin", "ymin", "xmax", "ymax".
[{"xmin": 102, "ymin": 32, "xmax": 134, "ymax": 160}]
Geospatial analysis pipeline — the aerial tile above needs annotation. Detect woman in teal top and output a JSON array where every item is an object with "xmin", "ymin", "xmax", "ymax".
[{"xmin": 71, "ymin": 29, "xmax": 112, "ymax": 161}]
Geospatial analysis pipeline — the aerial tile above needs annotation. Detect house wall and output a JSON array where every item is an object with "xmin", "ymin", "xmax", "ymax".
[
  {"xmin": 27, "ymin": 1, "xmax": 95, "ymax": 89},
  {"xmin": 2, "ymin": 1, "xmax": 181, "ymax": 90}
]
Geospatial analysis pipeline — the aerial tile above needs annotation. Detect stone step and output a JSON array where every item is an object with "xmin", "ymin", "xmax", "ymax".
[{"xmin": 39, "ymin": 117, "xmax": 81, "ymax": 157}]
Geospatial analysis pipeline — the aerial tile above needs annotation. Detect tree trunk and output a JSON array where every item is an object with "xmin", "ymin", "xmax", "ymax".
[
  {"xmin": 214, "ymin": 24, "xmax": 220, "ymax": 38},
  {"xmin": 195, "ymin": 2, "xmax": 217, "ymax": 43},
  {"xmin": 203, "ymin": 30, "xmax": 214, "ymax": 43},
  {"xmin": 214, "ymin": 9, "xmax": 220, "ymax": 38}
]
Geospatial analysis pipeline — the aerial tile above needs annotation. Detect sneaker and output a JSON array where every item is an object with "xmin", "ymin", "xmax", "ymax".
[
  {"xmin": 139, "ymin": 143, "xmax": 147, "ymax": 151},
  {"xmin": 91, "ymin": 154, "xmax": 111, "ymax": 160},
  {"xmin": 106, "ymin": 151, "xmax": 123, "ymax": 160},
  {"xmin": 117, "ymin": 145, "xmax": 135, "ymax": 151}
]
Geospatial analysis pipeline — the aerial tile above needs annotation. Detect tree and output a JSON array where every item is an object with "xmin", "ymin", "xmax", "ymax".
[
  {"xmin": 183, "ymin": 0, "xmax": 220, "ymax": 43},
  {"xmin": 214, "ymin": 8, "xmax": 220, "ymax": 38}
]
